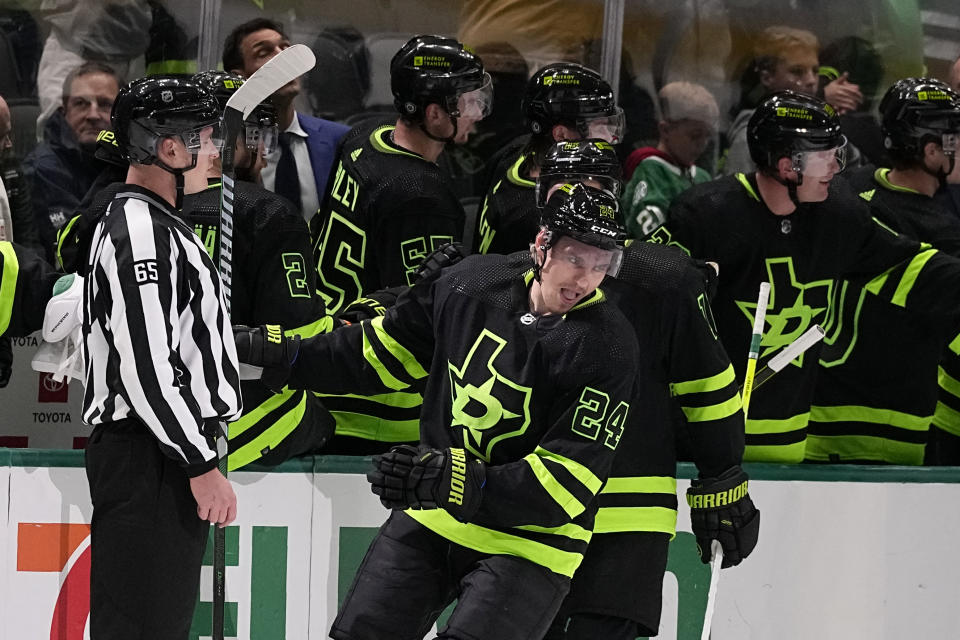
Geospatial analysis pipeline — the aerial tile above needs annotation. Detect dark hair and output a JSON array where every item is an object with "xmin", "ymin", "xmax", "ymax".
[
  {"xmin": 61, "ymin": 61, "xmax": 122, "ymax": 102},
  {"xmin": 222, "ymin": 18, "xmax": 287, "ymax": 72}
]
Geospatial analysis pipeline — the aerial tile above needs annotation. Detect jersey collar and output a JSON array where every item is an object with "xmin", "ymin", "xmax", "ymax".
[
  {"xmin": 370, "ymin": 125, "xmax": 426, "ymax": 161},
  {"xmin": 522, "ymin": 268, "xmax": 606, "ymax": 316},
  {"xmin": 874, "ymin": 167, "xmax": 922, "ymax": 195},
  {"xmin": 507, "ymin": 154, "xmax": 536, "ymax": 189},
  {"xmin": 735, "ymin": 172, "xmax": 761, "ymax": 202}
]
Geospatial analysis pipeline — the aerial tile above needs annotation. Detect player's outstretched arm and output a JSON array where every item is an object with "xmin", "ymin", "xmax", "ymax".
[{"xmin": 234, "ymin": 277, "xmax": 437, "ymax": 396}]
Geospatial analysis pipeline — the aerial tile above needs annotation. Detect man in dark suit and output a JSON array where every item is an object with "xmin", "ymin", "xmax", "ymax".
[{"xmin": 223, "ymin": 18, "xmax": 349, "ymax": 222}]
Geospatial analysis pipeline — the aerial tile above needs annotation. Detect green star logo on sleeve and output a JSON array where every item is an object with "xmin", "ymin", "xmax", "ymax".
[
  {"xmin": 448, "ymin": 330, "xmax": 533, "ymax": 462},
  {"xmin": 736, "ymin": 257, "xmax": 832, "ymax": 367}
]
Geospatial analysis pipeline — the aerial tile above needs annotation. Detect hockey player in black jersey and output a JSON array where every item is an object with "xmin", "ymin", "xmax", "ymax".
[
  {"xmin": 484, "ymin": 143, "xmax": 755, "ymax": 640},
  {"xmin": 474, "ymin": 63, "xmax": 625, "ymax": 255},
  {"xmin": 807, "ymin": 78, "xmax": 960, "ymax": 464},
  {"xmin": 312, "ymin": 35, "xmax": 493, "ymax": 314},
  {"xmin": 651, "ymin": 90, "xmax": 960, "ymax": 463},
  {"xmin": 184, "ymin": 70, "xmax": 337, "ymax": 469},
  {"xmin": 237, "ymin": 184, "xmax": 637, "ymax": 640}
]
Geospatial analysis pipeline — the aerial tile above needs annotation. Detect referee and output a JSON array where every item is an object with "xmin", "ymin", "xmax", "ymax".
[{"xmin": 82, "ymin": 76, "xmax": 242, "ymax": 640}]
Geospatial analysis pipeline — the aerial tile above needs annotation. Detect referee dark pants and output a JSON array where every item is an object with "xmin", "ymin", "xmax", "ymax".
[{"xmin": 85, "ymin": 418, "xmax": 210, "ymax": 639}]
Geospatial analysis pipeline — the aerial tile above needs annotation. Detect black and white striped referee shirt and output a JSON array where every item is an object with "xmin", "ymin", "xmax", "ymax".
[{"xmin": 81, "ymin": 185, "xmax": 242, "ymax": 475}]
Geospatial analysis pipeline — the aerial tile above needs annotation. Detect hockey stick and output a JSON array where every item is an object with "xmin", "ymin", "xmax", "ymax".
[
  {"xmin": 741, "ymin": 282, "xmax": 770, "ymax": 418},
  {"xmin": 701, "ymin": 540, "xmax": 724, "ymax": 640},
  {"xmin": 751, "ymin": 325, "xmax": 825, "ymax": 391},
  {"xmin": 213, "ymin": 43, "xmax": 316, "ymax": 640}
]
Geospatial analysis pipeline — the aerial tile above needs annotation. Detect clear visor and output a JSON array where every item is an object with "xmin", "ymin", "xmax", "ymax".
[
  {"xmin": 536, "ymin": 174, "xmax": 621, "ymax": 208},
  {"xmin": 549, "ymin": 237, "xmax": 624, "ymax": 277},
  {"xmin": 457, "ymin": 73, "xmax": 494, "ymax": 120},
  {"xmin": 585, "ymin": 107, "xmax": 626, "ymax": 144},
  {"xmin": 182, "ymin": 123, "xmax": 224, "ymax": 157},
  {"xmin": 791, "ymin": 137, "xmax": 847, "ymax": 178},
  {"xmin": 244, "ymin": 123, "xmax": 279, "ymax": 154}
]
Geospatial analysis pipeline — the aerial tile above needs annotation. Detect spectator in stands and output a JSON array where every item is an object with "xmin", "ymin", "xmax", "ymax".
[
  {"xmin": 23, "ymin": 61, "xmax": 120, "ymax": 263},
  {"xmin": 818, "ymin": 36, "xmax": 887, "ymax": 168},
  {"xmin": 0, "ymin": 94, "xmax": 40, "ymax": 252},
  {"xmin": 223, "ymin": 18, "xmax": 349, "ymax": 222},
  {"xmin": 722, "ymin": 25, "xmax": 863, "ymax": 175},
  {"xmin": 621, "ymin": 81, "xmax": 718, "ymax": 238}
]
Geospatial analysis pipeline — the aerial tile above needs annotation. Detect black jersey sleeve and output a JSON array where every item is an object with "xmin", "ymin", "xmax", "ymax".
[
  {"xmin": 666, "ymin": 263, "xmax": 745, "ymax": 477},
  {"xmin": 246, "ymin": 195, "xmax": 327, "ymax": 327},
  {"xmin": 648, "ymin": 187, "xmax": 716, "ymax": 258},
  {"xmin": 843, "ymin": 211, "xmax": 960, "ymax": 317},
  {"xmin": 287, "ymin": 274, "xmax": 436, "ymax": 395},
  {"xmin": 472, "ymin": 319, "xmax": 640, "ymax": 530},
  {"xmin": 0, "ymin": 241, "xmax": 60, "ymax": 337}
]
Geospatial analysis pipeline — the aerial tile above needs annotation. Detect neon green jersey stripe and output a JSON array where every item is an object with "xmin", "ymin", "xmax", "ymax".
[
  {"xmin": 330, "ymin": 411, "xmax": 419, "ymax": 442},
  {"xmin": 948, "ymin": 332, "xmax": 960, "ymax": 356},
  {"xmin": 228, "ymin": 389, "xmax": 298, "ymax": 438},
  {"xmin": 670, "ymin": 365, "xmax": 736, "ymax": 396},
  {"xmin": 507, "ymin": 154, "xmax": 535, "ymax": 187},
  {"xmin": 524, "ymin": 454, "xmax": 585, "ymax": 519},
  {"xmin": 809, "ymin": 404, "xmax": 930, "ymax": 431},
  {"xmin": 680, "ymin": 393, "xmax": 742, "ymax": 423},
  {"xmin": 746, "ymin": 413, "xmax": 809, "ymax": 435},
  {"xmin": 370, "ymin": 316, "xmax": 428, "ymax": 380},
  {"xmin": 228, "ymin": 393, "xmax": 308, "ymax": 471},
  {"xmin": 407, "ymin": 509, "xmax": 585, "ymax": 577},
  {"xmin": 369, "ymin": 126, "xmax": 422, "ymax": 159},
  {"xmin": 805, "ymin": 434, "xmax": 924, "ymax": 465},
  {"xmin": 593, "ymin": 506, "xmax": 678, "ymax": 535},
  {"xmin": 55, "ymin": 216, "xmax": 81, "ymax": 269},
  {"xmin": 0, "ymin": 242, "xmax": 18, "ymax": 335},
  {"xmin": 534, "ymin": 446, "xmax": 602, "ymax": 494},
  {"xmin": 744, "ymin": 441, "xmax": 806, "ymax": 463},
  {"xmin": 939, "ymin": 366, "xmax": 960, "ymax": 399},
  {"xmin": 287, "ymin": 315, "xmax": 335, "ymax": 339},
  {"xmin": 736, "ymin": 173, "xmax": 759, "ymax": 201},
  {"xmin": 601, "ymin": 476, "xmax": 677, "ymax": 495},
  {"xmin": 362, "ymin": 326, "xmax": 408, "ymax": 391},
  {"xmin": 891, "ymin": 249, "xmax": 937, "ymax": 307},
  {"xmin": 932, "ymin": 401, "xmax": 960, "ymax": 436},
  {"xmin": 865, "ymin": 262, "xmax": 897, "ymax": 295}
]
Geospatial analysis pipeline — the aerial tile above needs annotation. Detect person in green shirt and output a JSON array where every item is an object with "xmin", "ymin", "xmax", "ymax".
[{"xmin": 621, "ymin": 81, "xmax": 717, "ymax": 238}]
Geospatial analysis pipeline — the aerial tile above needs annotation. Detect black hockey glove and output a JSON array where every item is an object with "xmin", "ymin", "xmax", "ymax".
[
  {"xmin": 335, "ymin": 286, "xmax": 404, "ymax": 325},
  {"xmin": 367, "ymin": 444, "xmax": 486, "ymax": 522},
  {"xmin": 412, "ymin": 241, "xmax": 466, "ymax": 285},
  {"xmin": 233, "ymin": 324, "xmax": 301, "ymax": 393},
  {"xmin": 686, "ymin": 466, "xmax": 760, "ymax": 568},
  {"xmin": 0, "ymin": 337, "xmax": 12, "ymax": 388}
]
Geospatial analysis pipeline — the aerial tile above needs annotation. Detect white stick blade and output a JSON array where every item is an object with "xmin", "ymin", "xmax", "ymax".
[
  {"xmin": 768, "ymin": 324, "xmax": 825, "ymax": 372},
  {"xmin": 225, "ymin": 43, "xmax": 316, "ymax": 118}
]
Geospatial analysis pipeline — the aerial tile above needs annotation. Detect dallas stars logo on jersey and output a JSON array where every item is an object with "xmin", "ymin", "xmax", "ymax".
[
  {"xmin": 736, "ymin": 257, "xmax": 832, "ymax": 367},
  {"xmin": 448, "ymin": 330, "xmax": 532, "ymax": 462}
]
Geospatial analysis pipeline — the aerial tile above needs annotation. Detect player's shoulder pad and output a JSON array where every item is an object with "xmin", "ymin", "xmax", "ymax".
[
  {"xmin": 618, "ymin": 242, "xmax": 707, "ymax": 295},
  {"xmin": 441, "ymin": 252, "xmax": 531, "ymax": 305}
]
